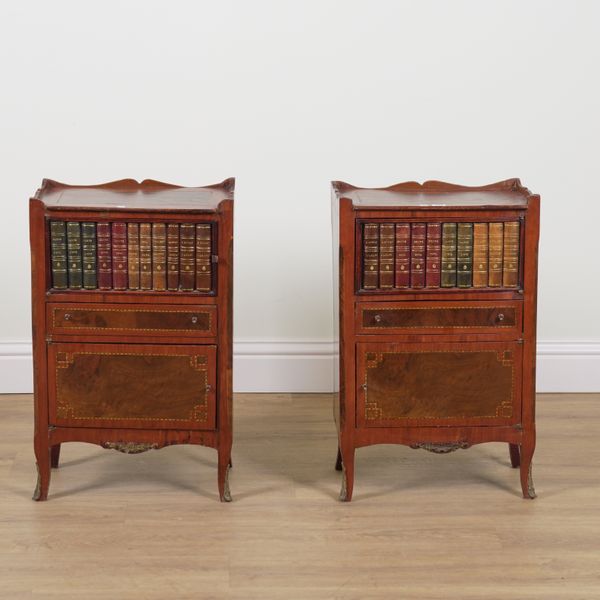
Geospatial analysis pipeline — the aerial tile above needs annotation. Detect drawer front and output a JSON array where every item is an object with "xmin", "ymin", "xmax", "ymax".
[
  {"xmin": 48, "ymin": 303, "xmax": 216, "ymax": 338},
  {"xmin": 356, "ymin": 301, "xmax": 521, "ymax": 335},
  {"xmin": 356, "ymin": 341, "xmax": 522, "ymax": 428},
  {"xmin": 48, "ymin": 342, "xmax": 216, "ymax": 430}
]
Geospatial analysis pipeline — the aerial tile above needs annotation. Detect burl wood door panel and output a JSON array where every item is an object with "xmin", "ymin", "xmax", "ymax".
[
  {"xmin": 48, "ymin": 343, "xmax": 216, "ymax": 430},
  {"xmin": 356, "ymin": 341, "xmax": 522, "ymax": 428},
  {"xmin": 356, "ymin": 301, "xmax": 522, "ymax": 336},
  {"xmin": 48, "ymin": 303, "xmax": 216, "ymax": 338}
]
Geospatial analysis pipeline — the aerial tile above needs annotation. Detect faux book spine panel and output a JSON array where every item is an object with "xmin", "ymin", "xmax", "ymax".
[
  {"xmin": 66, "ymin": 222, "xmax": 82, "ymax": 289},
  {"xmin": 378, "ymin": 223, "xmax": 395, "ymax": 289},
  {"xmin": 48, "ymin": 220, "xmax": 214, "ymax": 293},
  {"xmin": 81, "ymin": 222, "xmax": 97, "ymax": 290},
  {"xmin": 394, "ymin": 223, "xmax": 410, "ymax": 288},
  {"xmin": 49, "ymin": 221, "xmax": 68, "ymax": 289},
  {"xmin": 97, "ymin": 222, "xmax": 112, "ymax": 290},
  {"xmin": 409, "ymin": 223, "xmax": 426, "ymax": 288},
  {"xmin": 425, "ymin": 223, "xmax": 441, "ymax": 288},
  {"xmin": 360, "ymin": 220, "xmax": 521, "ymax": 291},
  {"xmin": 111, "ymin": 222, "xmax": 127, "ymax": 290}
]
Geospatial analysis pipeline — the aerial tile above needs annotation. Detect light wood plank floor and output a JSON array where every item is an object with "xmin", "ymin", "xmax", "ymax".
[{"xmin": 0, "ymin": 393, "xmax": 599, "ymax": 599}]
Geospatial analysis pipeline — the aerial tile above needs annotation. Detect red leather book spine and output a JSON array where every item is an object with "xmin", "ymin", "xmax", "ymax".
[
  {"xmin": 394, "ymin": 223, "xmax": 410, "ymax": 288},
  {"xmin": 167, "ymin": 223, "xmax": 180, "ymax": 291},
  {"xmin": 127, "ymin": 223, "xmax": 140, "ymax": 290},
  {"xmin": 362, "ymin": 223, "xmax": 379, "ymax": 289},
  {"xmin": 152, "ymin": 223, "xmax": 167, "ymax": 291},
  {"xmin": 139, "ymin": 223, "xmax": 152, "ymax": 290},
  {"xmin": 410, "ymin": 223, "xmax": 426, "ymax": 288},
  {"xmin": 425, "ymin": 223, "xmax": 441, "ymax": 288},
  {"xmin": 97, "ymin": 222, "xmax": 112, "ymax": 290},
  {"xmin": 378, "ymin": 223, "xmax": 395, "ymax": 289},
  {"xmin": 111, "ymin": 222, "xmax": 128, "ymax": 290}
]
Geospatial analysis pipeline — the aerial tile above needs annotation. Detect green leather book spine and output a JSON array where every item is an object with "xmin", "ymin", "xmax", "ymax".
[
  {"xmin": 66, "ymin": 221, "xmax": 82, "ymax": 289},
  {"xmin": 81, "ymin": 222, "xmax": 97, "ymax": 289},
  {"xmin": 50, "ymin": 221, "xmax": 68, "ymax": 289},
  {"xmin": 441, "ymin": 223, "xmax": 457, "ymax": 288},
  {"xmin": 456, "ymin": 223, "xmax": 473, "ymax": 288}
]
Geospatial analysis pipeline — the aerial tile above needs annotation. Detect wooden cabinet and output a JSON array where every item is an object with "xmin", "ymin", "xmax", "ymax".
[
  {"xmin": 29, "ymin": 178, "xmax": 234, "ymax": 501},
  {"xmin": 332, "ymin": 179, "xmax": 540, "ymax": 501}
]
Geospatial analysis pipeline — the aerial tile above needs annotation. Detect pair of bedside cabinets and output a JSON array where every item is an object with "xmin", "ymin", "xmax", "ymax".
[{"xmin": 29, "ymin": 177, "xmax": 540, "ymax": 502}]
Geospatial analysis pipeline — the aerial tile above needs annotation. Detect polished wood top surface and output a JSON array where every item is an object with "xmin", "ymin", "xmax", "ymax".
[
  {"xmin": 34, "ymin": 178, "xmax": 235, "ymax": 212},
  {"xmin": 332, "ymin": 178, "xmax": 531, "ymax": 209}
]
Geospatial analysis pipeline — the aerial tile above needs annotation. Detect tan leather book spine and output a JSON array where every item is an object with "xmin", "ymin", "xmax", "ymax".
[
  {"xmin": 425, "ymin": 223, "xmax": 441, "ymax": 288},
  {"xmin": 378, "ymin": 223, "xmax": 395, "ymax": 289},
  {"xmin": 488, "ymin": 222, "xmax": 504, "ymax": 287},
  {"xmin": 394, "ymin": 223, "xmax": 410, "ymax": 288},
  {"xmin": 139, "ymin": 223, "xmax": 152, "ymax": 290},
  {"xmin": 152, "ymin": 223, "xmax": 167, "ymax": 291},
  {"xmin": 179, "ymin": 223, "xmax": 195, "ymax": 291},
  {"xmin": 362, "ymin": 223, "xmax": 379, "ymax": 289},
  {"xmin": 456, "ymin": 222, "xmax": 473, "ymax": 288},
  {"xmin": 502, "ymin": 221, "xmax": 520, "ymax": 288},
  {"xmin": 167, "ymin": 223, "xmax": 180, "ymax": 291},
  {"xmin": 195, "ymin": 224, "xmax": 212, "ymax": 292},
  {"xmin": 472, "ymin": 223, "xmax": 489, "ymax": 288},
  {"xmin": 127, "ymin": 223, "xmax": 140, "ymax": 290},
  {"xmin": 441, "ymin": 223, "xmax": 457, "ymax": 288}
]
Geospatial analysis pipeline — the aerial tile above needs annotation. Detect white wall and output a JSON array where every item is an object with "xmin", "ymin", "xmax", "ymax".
[{"xmin": 1, "ymin": 0, "xmax": 599, "ymax": 392}]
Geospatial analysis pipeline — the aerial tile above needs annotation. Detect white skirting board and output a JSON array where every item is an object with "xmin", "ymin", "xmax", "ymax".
[{"xmin": 1, "ymin": 340, "xmax": 599, "ymax": 394}]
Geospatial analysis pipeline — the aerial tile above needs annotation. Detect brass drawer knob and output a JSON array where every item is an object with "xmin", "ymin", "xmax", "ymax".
[
  {"xmin": 191, "ymin": 316, "xmax": 198, "ymax": 324},
  {"xmin": 373, "ymin": 314, "xmax": 382, "ymax": 323},
  {"xmin": 64, "ymin": 313, "xmax": 72, "ymax": 321},
  {"xmin": 496, "ymin": 313, "xmax": 505, "ymax": 323}
]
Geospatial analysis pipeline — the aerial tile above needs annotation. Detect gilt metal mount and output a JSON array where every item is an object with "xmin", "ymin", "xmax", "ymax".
[
  {"xmin": 409, "ymin": 441, "xmax": 471, "ymax": 454},
  {"xmin": 101, "ymin": 442, "xmax": 159, "ymax": 454}
]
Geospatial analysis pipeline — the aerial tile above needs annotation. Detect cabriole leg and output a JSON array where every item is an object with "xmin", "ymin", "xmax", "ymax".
[
  {"xmin": 339, "ymin": 445, "xmax": 355, "ymax": 502},
  {"xmin": 218, "ymin": 446, "xmax": 232, "ymax": 502},
  {"xmin": 519, "ymin": 435, "xmax": 536, "ymax": 499},
  {"xmin": 509, "ymin": 443, "xmax": 520, "ymax": 468},
  {"xmin": 33, "ymin": 444, "xmax": 51, "ymax": 501}
]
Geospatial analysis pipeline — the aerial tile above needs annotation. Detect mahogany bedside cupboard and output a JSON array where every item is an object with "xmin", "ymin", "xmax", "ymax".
[
  {"xmin": 29, "ymin": 178, "xmax": 234, "ymax": 501},
  {"xmin": 331, "ymin": 179, "xmax": 540, "ymax": 501}
]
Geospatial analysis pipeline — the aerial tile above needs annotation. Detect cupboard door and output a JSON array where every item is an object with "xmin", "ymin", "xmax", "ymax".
[
  {"xmin": 356, "ymin": 341, "xmax": 522, "ymax": 428},
  {"xmin": 48, "ymin": 343, "xmax": 216, "ymax": 430}
]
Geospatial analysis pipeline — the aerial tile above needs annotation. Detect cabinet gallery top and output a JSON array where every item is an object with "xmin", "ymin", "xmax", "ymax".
[
  {"xmin": 331, "ymin": 179, "xmax": 534, "ymax": 210},
  {"xmin": 32, "ymin": 178, "xmax": 235, "ymax": 213}
]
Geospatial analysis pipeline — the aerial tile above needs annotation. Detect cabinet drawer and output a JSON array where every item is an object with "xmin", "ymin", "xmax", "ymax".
[
  {"xmin": 47, "ymin": 342, "xmax": 216, "ymax": 430},
  {"xmin": 356, "ymin": 301, "xmax": 521, "ymax": 335},
  {"xmin": 356, "ymin": 341, "xmax": 522, "ymax": 428},
  {"xmin": 48, "ymin": 303, "xmax": 216, "ymax": 338}
]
